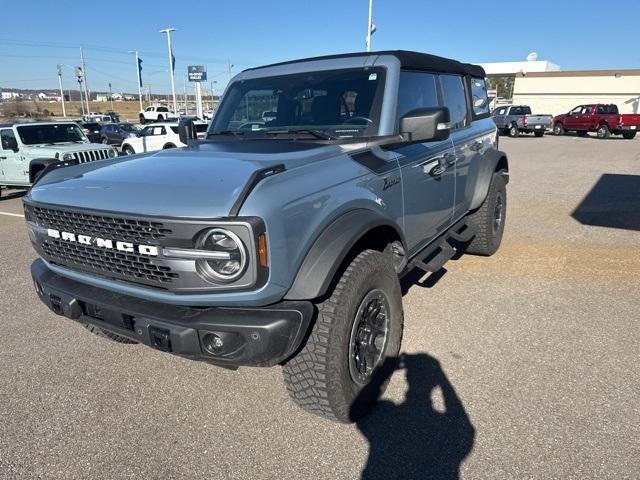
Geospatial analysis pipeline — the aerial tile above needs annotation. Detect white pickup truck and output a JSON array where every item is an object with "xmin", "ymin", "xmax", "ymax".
[{"xmin": 139, "ymin": 106, "xmax": 174, "ymax": 124}]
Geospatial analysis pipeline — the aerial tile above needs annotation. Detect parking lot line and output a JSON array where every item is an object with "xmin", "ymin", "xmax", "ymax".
[{"xmin": 0, "ymin": 211, "xmax": 24, "ymax": 218}]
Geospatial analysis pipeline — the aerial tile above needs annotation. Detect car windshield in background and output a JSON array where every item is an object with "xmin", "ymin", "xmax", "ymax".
[
  {"xmin": 16, "ymin": 124, "xmax": 86, "ymax": 145},
  {"xmin": 209, "ymin": 67, "xmax": 386, "ymax": 139}
]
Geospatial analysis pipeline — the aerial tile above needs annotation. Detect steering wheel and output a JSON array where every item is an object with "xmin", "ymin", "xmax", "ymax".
[
  {"xmin": 343, "ymin": 116, "xmax": 373, "ymax": 126},
  {"xmin": 238, "ymin": 121, "xmax": 265, "ymax": 131}
]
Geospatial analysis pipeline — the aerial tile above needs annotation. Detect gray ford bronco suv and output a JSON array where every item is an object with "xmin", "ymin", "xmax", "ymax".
[{"xmin": 25, "ymin": 51, "xmax": 508, "ymax": 422}]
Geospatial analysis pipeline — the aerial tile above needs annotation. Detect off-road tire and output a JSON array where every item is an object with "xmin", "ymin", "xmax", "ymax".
[
  {"xmin": 157, "ymin": 115, "xmax": 164, "ymax": 121},
  {"xmin": 553, "ymin": 123, "xmax": 564, "ymax": 136},
  {"xmin": 83, "ymin": 324, "xmax": 138, "ymax": 344},
  {"xmin": 465, "ymin": 172, "xmax": 507, "ymax": 256},
  {"xmin": 508, "ymin": 124, "xmax": 519, "ymax": 137},
  {"xmin": 597, "ymin": 124, "xmax": 610, "ymax": 139},
  {"xmin": 534, "ymin": 130, "xmax": 544, "ymax": 137},
  {"xmin": 622, "ymin": 131, "xmax": 636, "ymax": 140},
  {"xmin": 139, "ymin": 115, "xmax": 146, "ymax": 124},
  {"xmin": 282, "ymin": 249, "xmax": 404, "ymax": 422},
  {"xmin": 101, "ymin": 137, "xmax": 109, "ymax": 144}
]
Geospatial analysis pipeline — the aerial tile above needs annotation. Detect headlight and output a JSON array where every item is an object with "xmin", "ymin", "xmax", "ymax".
[
  {"xmin": 62, "ymin": 153, "xmax": 74, "ymax": 161},
  {"xmin": 196, "ymin": 228, "xmax": 247, "ymax": 282},
  {"xmin": 108, "ymin": 149, "xmax": 116, "ymax": 158}
]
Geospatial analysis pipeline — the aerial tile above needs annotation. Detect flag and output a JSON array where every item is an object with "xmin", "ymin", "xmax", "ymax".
[
  {"xmin": 170, "ymin": 48, "xmax": 176, "ymax": 74},
  {"xmin": 138, "ymin": 57, "xmax": 143, "ymax": 87}
]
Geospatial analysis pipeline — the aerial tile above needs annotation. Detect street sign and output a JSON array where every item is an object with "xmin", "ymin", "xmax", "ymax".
[{"xmin": 188, "ymin": 65, "xmax": 207, "ymax": 82}]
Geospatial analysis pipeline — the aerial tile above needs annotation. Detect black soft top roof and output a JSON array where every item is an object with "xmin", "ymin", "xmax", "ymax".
[{"xmin": 245, "ymin": 50, "xmax": 485, "ymax": 78}]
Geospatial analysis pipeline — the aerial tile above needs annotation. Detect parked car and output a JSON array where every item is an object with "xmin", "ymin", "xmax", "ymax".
[
  {"xmin": 79, "ymin": 122, "xmax": 103, "ymax": 143},
  {"xmin": 105, "ymin": 111, "xmax": 120, "ymax": 122},
  {"xmin": 121, "ymin": 122, "xmax": 206, "ymax": 154},
  {"xmin": 100, "ymin": 123, "xmax": 140, "ymax": 146},
  {"xmin": 24, "ymin": 50, "xmax": 508, "ymax": 422},
  {"xmin": 492, "ymin": 105, "xmax": 553, "ymax": 137},
  {"xmin": 82, "ymin": 114, "xmax": 113, "ymax": 123},
  {"xmin": 139, "ymin": 106, "xmax": 174, "ymax": 124},
  {"xmin": 553, "ymin": 104, "xmax": 640, "ymax": 139},
  {"xmin": 0, "ymin": 121, "xmax": 116, "ymax": 193}
]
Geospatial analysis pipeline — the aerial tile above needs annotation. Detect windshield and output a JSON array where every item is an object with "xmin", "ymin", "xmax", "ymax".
[
  {"xmin": 17, "ymin": 123, "xmax": 87, "ymax": 145},
  {"xmin": 119, "ymin": 123, "xmax": 138, "ymax": 132},
  {"xmin": 210, "ymin": 67, "xmax": 386, "ymax": 138}
]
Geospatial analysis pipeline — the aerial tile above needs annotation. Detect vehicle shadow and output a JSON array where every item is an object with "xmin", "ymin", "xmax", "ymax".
[
  {"xmin": 353, "ymin": 354, "xmax": 475, "ymax": 480},
  {"xmin": 571, "ymin": 173, "xmax": 640, "ymax": 231},
  {"xmin": 0, "ymin": 188, "xmax": 27, "ymax": 201}
]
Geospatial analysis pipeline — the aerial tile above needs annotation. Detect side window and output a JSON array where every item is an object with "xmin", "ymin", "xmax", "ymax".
[
  {"xmin": 569, "ymin": 106, "xmax": 582, "ymax": 115},
  {"xmin": 494, "ymin": 107, "xmax": 507, "ymax": 116},
  {"xmin": 396, "ymin": 71, "xmax": 438, "ymax": 124},
  {"xmin": 1, "ymin": 129, "xmax": 17, "ymax": 150},
  {"xmin": 440, "ymin": 75, "xmax": 469, "ymax": 129},
  {"xmin": 596, "ymin": 105, "xmax": 605, "ymax": 114},
  {"xmin": 146, "ymin": 107, "xmax": 153, "ymax": 112},
  {"xmin": 510, "ymin": 107, "xmax": 521, "ymax": 115},
  {"xmin": 522, "ymin": 106, "xmax": 532, "ymax": 115},
  {"xmin": 470, "ymin": 78, "xmax": 489, "ymax": 116},
  {"xmin": 170, "ymin": 126, "xmax": 179, "ymax": 134},
  {"xmin": 581, "ymin": 106, "xmax": 592, "ymax": 114}
]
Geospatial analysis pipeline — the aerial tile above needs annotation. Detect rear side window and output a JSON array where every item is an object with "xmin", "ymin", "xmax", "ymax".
[
  {"xmin": 440, "ymin": 75, "xmax": 469, "ymax": 129},
  {"xmin": 470, "ymin": 78, "xmax": 489, "ymax": 116},
  {"xmin": 493, "ymin": 107, "xmax": 508, "ymax": 116},
  {"xmin": 522, "ymin": 106, "xmax": 532, "ymax": 115},
  {"xmin": 396, "ymin": 71, "xmax": 438, "ymax": 123}
]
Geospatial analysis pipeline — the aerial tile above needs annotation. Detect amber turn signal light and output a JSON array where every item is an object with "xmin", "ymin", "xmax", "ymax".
[{"xmin": 257, "ymin": 233, "xmax": 268, "ymax": 267}]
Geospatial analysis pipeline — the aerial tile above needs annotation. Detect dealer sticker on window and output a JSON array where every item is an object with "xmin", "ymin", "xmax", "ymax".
[{"xmin": 369, "ymin": 73, "xmax": 377, "ymax": 81}]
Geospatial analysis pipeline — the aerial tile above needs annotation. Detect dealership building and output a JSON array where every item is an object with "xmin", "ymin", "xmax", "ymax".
[{"xmin": 479, "ymin": 57, "xmax": 640, "ymax": 116}]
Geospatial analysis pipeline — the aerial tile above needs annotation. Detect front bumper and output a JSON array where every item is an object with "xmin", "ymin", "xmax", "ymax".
[{"xmin": 31, "ymin": 259, "xmax": 313, "ymax": 368}]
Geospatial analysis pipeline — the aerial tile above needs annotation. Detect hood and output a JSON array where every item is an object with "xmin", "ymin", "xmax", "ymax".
[
  {"xmin": 24, "ymin": 142, "xmax": 112, "ymax": 157},
  {"xmin": 28, "ymin": 140, "xmax": 347, "ymax": 218}
]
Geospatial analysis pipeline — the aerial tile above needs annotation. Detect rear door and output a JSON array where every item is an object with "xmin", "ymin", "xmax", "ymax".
[
  {"xmin": 391, "ymin": 71, "xmax": 456, "ymax": 253},
  {"xmin": 442, "ymin": 75, "xmax": 494, "ymax": 219}
]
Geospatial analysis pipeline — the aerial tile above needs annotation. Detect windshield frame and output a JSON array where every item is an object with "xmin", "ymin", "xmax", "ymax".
[
  {"xmin": 209, "ymin": 66, "xmax": 388, "ymax": 140},
  {"xmin": 16, "ymin": 123, "xmax": 89, "ymax": 145}
]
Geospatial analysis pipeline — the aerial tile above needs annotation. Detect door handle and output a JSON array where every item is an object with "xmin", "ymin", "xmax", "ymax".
[{"xmin": 0, "ymin": 156, "xmax": 6, "ymax": 159}]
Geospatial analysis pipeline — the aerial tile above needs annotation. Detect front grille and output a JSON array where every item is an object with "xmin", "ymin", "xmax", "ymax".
[
  {"xmin": 73, "ymin": 149, "xmax": 111, "ymax": 163},
  {"xmin": 32, "ymin": 206, "xmax": 173, "ymax": 244},
  {"xmin": 29, "ymin": 205, "xmax": 179, "ymax": 289},
  {"xmin": 42, "ymin": 238, "xmax": 178, "ymax": 285}
]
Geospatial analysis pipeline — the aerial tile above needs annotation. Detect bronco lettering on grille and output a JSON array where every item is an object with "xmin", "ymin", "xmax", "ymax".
[{"xmin": 46, "ymin": 228, "xmax": 159, "ymax": 256}]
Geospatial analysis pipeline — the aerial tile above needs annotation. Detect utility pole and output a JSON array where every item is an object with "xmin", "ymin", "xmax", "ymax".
[
  {"xmin": 227, "ymin": 58, "xmax": 234, "ymax": 84},
  {"xmin": 159, "ymin": 28, "xmax": 178, "ymax": 113},
  {"xmin": 108, "ymin": 83, "xmax": 114, "ymax": 111},
  {"xmin": 80, "ymin": 47, "xmax": 90, "ymax": 113},
  {"xmin": 365, "ymin": 0, "xmax": 375, "ymax": 52},
  {"xmin": 76, "ymin": 68, "xmax": 85, "ymax": 117},
  {"xmin": 57, "ymin": 64, "xmax": 66, "ymax": 117}
]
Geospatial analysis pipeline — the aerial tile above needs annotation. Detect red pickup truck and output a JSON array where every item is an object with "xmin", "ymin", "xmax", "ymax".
[{"xmin": 552, "ymin": 104, "xmax": 640, "ymax": 139}]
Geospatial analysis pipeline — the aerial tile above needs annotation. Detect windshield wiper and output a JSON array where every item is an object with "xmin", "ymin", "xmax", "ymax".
[
  {"xmin": 264, "ymin": 128, "xmax": 333, "ymax": 140},
  {"xmin": 207, "ymin": 130, "xmax": 244, "ymax": 138}
]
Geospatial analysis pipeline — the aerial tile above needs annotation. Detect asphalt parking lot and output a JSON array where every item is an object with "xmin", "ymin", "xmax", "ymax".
[{"xmin": 1, "ymin": 134, "xmax": 639, "ymax": 479}]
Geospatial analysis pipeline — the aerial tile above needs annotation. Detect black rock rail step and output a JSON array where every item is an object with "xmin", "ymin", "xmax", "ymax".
[{"xmin": 408, "ymin": 219, "xmax": 476, "ymax": 274}]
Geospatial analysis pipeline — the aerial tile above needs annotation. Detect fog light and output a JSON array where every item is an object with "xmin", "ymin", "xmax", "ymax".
[{"xmin": 202, "ymin": 333, "xmax": 224, "ymax": 354}]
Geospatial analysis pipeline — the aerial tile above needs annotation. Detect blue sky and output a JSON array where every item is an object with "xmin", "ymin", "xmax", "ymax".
[{"xmin": 1, "ymin": 0, "xmax": 639, "ymax": 93}]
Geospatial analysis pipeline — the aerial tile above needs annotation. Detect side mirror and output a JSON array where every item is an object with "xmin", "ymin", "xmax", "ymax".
[
  {"xmin": 400, "ymin": 107, "xmax": 451, "ymax": 143},
  {"xmin": 178, "ymin": 117, "xmax": 198, "ymax": 145},
  {"xmin": 2, "ymin": 137, "xmax": 19, "ymax": 152}
]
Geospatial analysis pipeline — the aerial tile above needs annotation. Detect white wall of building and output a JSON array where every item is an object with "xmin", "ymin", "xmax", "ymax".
[{"xmin": 513, "ymin": 70, "xmax": 640, "ymax": 115}]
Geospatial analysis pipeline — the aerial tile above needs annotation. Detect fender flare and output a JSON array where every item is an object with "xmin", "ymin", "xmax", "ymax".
[
  {"xmin": 469, "ymin": 149, "xmax": 509, "ymax": 211},
  {"xmin": 29, "ymin": 158, "xmax": 72, "ymax": 184},
  {"xmin": 284, "ymin": 209, "xmax": 405, "ymax": 301}
]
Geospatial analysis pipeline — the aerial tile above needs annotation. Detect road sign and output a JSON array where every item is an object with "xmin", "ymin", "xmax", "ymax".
[{"xmin": 188, "ymin": 65, "xmax": 207, "ymax": 82}]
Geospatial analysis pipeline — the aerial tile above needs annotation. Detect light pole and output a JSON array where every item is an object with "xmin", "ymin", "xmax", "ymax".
[
  {"xmin": 365, "ymin": 0, "xmax": 376, "ymax": 52},
  {"xmin": 159, "ymin": 28, "xmax": 178, "ymax": 113},
  {"xmin": 56, "ymin": 64, "xmax": 66, "ymax": 117},
  {"xmin": 76, "ymin": 67, "xmax": 85, "ymax": 117},
  {"xmin": 129, "ymin": 50, "xmax": 143, "ymax": 113}
]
